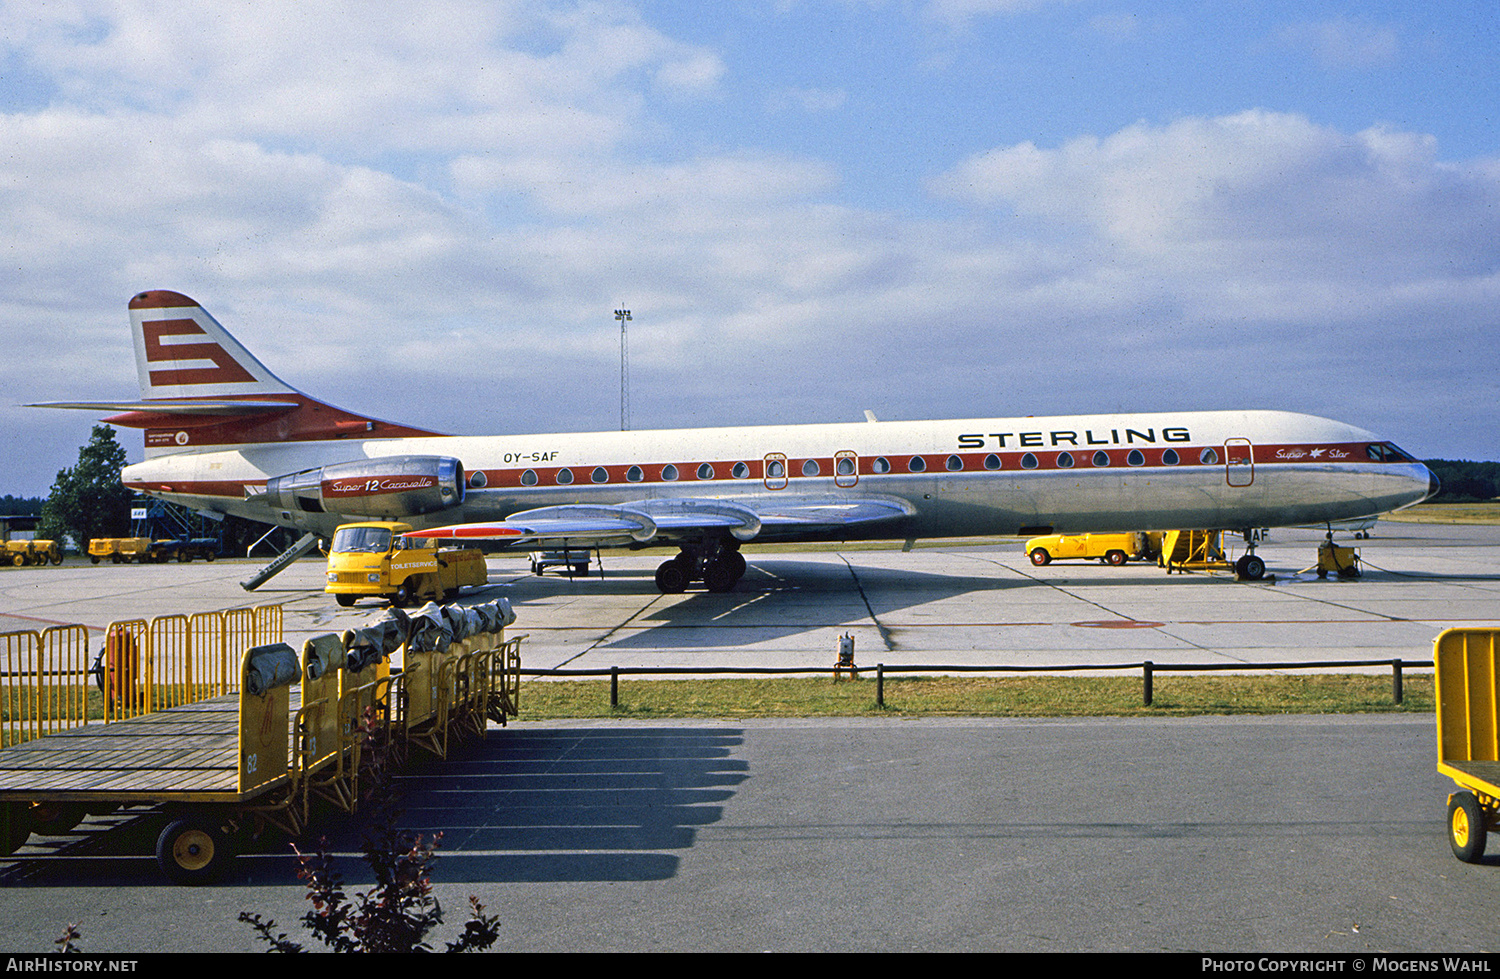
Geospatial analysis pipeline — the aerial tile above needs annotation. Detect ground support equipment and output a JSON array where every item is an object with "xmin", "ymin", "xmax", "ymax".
[
  {"xmin": 0, "ymin": 600, "xmax": 522, "ymax": 883},
  {"xmin": 1434, "ymin": 628, "xmax": 1500, "ymax": 863}
]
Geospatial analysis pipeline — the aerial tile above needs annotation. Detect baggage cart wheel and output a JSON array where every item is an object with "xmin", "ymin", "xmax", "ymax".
[
  {"xmin": 1, "ymin": 802, "xmax": 33, "ymax": 855},
  {"xmin": 1105, "ymin": 550, "xmax": 1127, "ymax": 566},
  {"xmin": 1448, "ymin": 792, "xmax": 1488, "ymax": 863},
  {"xmin": 29, "ymin": 802, "xmax": 88, "ymax": 836},
  {"xmin": 156, "ymin": 815, "xmax": 233, "ymax": 884},
  {"xmin": 1029, "ymin": 548, "xmax": 1051, "ymax": 566}
]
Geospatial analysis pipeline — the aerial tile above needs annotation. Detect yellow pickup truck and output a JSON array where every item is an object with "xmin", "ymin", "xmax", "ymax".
[
  {"xmin": 324, "ymin": 521, "xmax": 488, "ymax": 607},
  {"xmin": 1025, "ymin": 532, "xmax": 1161, "ymax": 567}
]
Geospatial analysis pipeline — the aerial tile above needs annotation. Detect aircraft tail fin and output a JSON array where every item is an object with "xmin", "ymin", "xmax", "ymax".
[
  {"xmin": 128, "ymin": 290, "xmax": 297, "ymax": 401},
  {"xmin": 31, "ymin": 290, "xmax": 444, "ymax": 448}
]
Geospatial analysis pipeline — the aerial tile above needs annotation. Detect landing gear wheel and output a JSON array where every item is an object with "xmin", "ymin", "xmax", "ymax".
[
  {"xmin": 156, "ymin": 815, "xmax": 232, "ymax": 884},
  {"xmin": 654, "ymin": 560, "xmax": 689, "ymax": 594},
  {"xmin": 1105, "ymin": 550, "xmax": 1127, "ymax": 567},
  {"xmin": 1029, "ymin": 548, "xmax": 1051, "ymax": 566},
  {"xmin": 1236, "ymin": 554, "xmax": 1266, "ymax": 580},
  {"xmin": 1449, "ymin": 792, "xmax": 1488, "ymax": 863},
  {"xmin": 704, "ymin": 560, "xmax": 737, "ymax": 593},
  {"xmin": 724, "ymin": 549, "xmax": 747, "ymax": 580}
]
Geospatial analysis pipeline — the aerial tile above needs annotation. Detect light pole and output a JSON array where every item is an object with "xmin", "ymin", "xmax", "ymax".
[{"xmin": 615, "ymin": 308, "xmax": 631, "ymax": 431}]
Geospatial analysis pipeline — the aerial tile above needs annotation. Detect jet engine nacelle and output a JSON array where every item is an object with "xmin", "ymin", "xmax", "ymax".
[{"xmin": 266, "ymin": 456, "xmax": 465, "ymax": 517}]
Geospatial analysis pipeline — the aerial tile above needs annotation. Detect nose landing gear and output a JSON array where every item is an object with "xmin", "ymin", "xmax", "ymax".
[{"xmin": 1235, "ymin": 530, "xmax": 1267, "ymax": 581}]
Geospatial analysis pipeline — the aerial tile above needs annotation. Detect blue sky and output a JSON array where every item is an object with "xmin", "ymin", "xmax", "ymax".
[{"xmin": 1, "ymin": 1, "xmax": 1497, "ymax": 496}]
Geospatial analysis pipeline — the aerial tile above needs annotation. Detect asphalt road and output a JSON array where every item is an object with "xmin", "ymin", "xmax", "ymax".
[
  {"xmin": 0, "ymin": 522, "xmax": 1496, "ymax": 953},
  {"xmin": 0, "ymin": 715, "xmax": 1490, "ymax": 953}
]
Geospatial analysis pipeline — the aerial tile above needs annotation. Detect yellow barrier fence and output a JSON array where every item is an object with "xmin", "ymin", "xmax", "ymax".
[{"xmin": 0, "ymin": 605, "xmax": 284, "ymax": 745}]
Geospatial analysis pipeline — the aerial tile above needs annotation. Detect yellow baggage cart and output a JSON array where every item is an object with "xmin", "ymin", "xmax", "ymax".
[{"xmin": 1434, "ymin": 628, "xmax": 1500, "ymax": 862}]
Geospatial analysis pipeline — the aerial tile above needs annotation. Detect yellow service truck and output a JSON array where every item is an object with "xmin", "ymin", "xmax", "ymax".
[
  {"xmin": 1025, "ymin": 531, "xmax": 1162, "ymax": 567},
  {"xmin": 325, "ymin": 521, "xmax": 488, "ymax": 607}
]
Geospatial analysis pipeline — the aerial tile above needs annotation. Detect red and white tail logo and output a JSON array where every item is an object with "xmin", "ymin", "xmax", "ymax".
[{"xmin": 129, "ymin": 290, "xmax": 295, "ymax": 400}]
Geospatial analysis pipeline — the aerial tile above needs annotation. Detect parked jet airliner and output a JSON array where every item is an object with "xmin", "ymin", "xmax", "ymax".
[{"xmin": 35, "ymin": 291, "xmax": 1438, "ymax": 591}]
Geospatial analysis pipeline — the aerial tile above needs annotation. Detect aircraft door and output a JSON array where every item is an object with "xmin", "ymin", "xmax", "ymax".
[
  {"xmin": 1224, "ymin": 439, "xmax": 1254, "ymax": 487},
  {"xmin": 835, "ymin": 450, "xmax": 858, "ymax": 488}
]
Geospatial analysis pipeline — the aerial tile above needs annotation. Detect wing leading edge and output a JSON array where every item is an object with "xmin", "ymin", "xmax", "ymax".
[{"xmin": 404, "ymin": 494, "xmax": 915, "ymax": 548}]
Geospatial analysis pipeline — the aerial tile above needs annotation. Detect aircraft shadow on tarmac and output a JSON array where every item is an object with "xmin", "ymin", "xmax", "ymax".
[
  {"xmin": 0, "ymin": 727, "xmax": 747, "ymax": 888},
  {"xmin": 496, "ymin": 556, "xmax": 1224, "ymax": 652}
]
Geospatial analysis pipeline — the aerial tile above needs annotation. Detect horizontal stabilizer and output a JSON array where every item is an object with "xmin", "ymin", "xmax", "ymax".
[{"xmin": 28, "ymin": 399, "xmax": 300, "ymax": 415}]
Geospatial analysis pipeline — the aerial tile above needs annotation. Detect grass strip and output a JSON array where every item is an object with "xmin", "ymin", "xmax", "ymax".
[{"xmin": 519, "ymin": 673, "xmax": 1433, "ymax": 720}]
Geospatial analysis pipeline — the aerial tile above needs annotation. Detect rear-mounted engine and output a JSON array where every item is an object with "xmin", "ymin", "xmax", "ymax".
[{"xmin": 265, "ymin": 456, "xmax": 465, "ymax": 517}]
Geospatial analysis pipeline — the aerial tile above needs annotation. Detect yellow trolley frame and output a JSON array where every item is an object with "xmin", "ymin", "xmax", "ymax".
[
  {"xmin": 0, "ymin": 605, "xmax": 522, "ymax": 883},
  {"xmin": 1434, "ymin": 627, "xmax": 1500, "ymax": 863}
]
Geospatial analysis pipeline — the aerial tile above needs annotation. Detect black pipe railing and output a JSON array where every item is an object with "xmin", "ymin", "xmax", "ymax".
[{"xmin": 520, "ymin": 658, "xmax": 1422, "ymax": 708}]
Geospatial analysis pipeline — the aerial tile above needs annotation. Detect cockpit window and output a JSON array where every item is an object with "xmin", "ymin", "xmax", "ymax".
[{"xmin": 1372, "ymin": 442, "xmax": 1417, "ymax": 462}]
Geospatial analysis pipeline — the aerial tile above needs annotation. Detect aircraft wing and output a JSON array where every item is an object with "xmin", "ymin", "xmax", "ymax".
[{"xmin": 405, "ymin": 495, "xmax": 914, "ymax": 548}]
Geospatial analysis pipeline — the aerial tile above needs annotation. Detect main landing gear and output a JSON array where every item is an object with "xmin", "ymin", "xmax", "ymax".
[
  {"xmin": 653, "ymin": 540, "xmax": 747, "ymax": 594},
  {"xmin": 1234, "ymin": 529, "xmax": 1266, "ymax": 581}
]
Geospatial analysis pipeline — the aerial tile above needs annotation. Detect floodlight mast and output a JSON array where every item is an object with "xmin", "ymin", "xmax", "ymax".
[{"xmin": 615, "ymin": 308, "xmax": 631, "ymax": 431}]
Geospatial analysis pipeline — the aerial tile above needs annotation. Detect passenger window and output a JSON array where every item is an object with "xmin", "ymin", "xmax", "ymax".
[
  {"xmin": 1127, "ymin": 449, "xmax": 1145, "ymax": 467},
  {"xmin": 1057, "ymin": 452, "xmax": 1074, "ymax": 469},
  {"xmin": 984, "ymin": 454, "xmax": 1001, "ymax": 470},
  {"xmin": 872, "ymin": 457, "xmax": 891, "ymax": 474},
  {"xmin": 1200, "ymin": 448, "xmax": 1219, "ymax": 465},
  {"xmin": 697, "ymin": 463, "xmax": 715, "ymax": 480},
  {"xmin": 557, "ymin": 468, "xmax": 574, "ymax": 485},
  {"xmin": 1162, "ymin": 449, "xmax": 1179, "ymax": 466},
  {"xmin": 837, "ymin": 457, "xmax": 856, "ymax": 476},
  {"xmin": 521, "ymin": 469, "xmax": 538, "ymax": 486},
  {"xmin": 591, "ymin": 467, "xmax": 609, "ymax": 483},
  {"xmin": 946, "ymin": 455, "xmax": 963, "ymax": 471},
  {"xmin": 1092, "ymin": 451, "xmax": 1110, "ymax": 467},
  {"xmin": 626, "ymin": 465, "xmax": 643, "ymax": 482},
  {"xmin": 767, "ymin": 460, "xmax": 785, "ymax": 478},
  {"xmin": 908, "ymin": 456, "xmax": 927, "ymax": 473},
  {"xmin": 802, "ymin": 459, "xmax": 820, "ymax": 477},
  {"xmin": 661, "ymin": 464, "xmax": 678, "ymax": 481},
  {"xmin": 732, "ymin": 461, "xmax": 749, "ymax": 479},
  {"xmin": 1020, "ymin": 453, "xmax": 1038, "ymax": 470}
]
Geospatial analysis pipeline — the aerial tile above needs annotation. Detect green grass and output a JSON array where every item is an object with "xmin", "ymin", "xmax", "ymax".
[
  {"xmin": 1383, "ymin": 502, "xmax": 1500, "ymax": 524},
  {"xmin": 518, "ymin": 673, "xmax": 1433, "ymax": 720}
]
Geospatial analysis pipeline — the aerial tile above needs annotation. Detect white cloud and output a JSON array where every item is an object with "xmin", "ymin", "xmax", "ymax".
[
  {"xmin": 0, "ymin": 4, "xmax": 1496, "ymax": 494},
  {"xmin": 1275, "ymin": 17, "xmax": 1401, "ymax": 71}
]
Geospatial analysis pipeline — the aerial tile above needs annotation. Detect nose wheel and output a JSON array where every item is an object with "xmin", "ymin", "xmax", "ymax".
[{"xmin": 1235, "ymin": 531, "xmax": 1266, "ymax": 580}]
